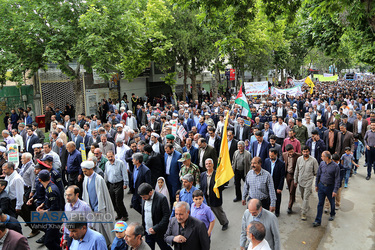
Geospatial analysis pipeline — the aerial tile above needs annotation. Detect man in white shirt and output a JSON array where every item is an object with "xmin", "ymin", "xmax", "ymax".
[
  {"xmin": 2, "ymin": 162, "xmax": 24, "ymax": 214},
  {"xmin": 11, "ymin": 129, "xmax": 24, "ymax": 152},
  {"xmin": 246, "ymin": 221, "xmax": 271, "ymax": 250}
]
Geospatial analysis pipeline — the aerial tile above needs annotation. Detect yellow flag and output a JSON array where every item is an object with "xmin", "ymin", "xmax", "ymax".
[
  {"xmin": 305, "ymin": 76, "xmax": 315, "ymax": 94},
  {"xmin": 213, "ymin": 112, "xmax": 234, "ymax": 198}
]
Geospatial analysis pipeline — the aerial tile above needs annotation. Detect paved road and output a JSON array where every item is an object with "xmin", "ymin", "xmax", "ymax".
[{"xmin": 25, "ymin": 157, "xmax": 374, "ymax": 249}]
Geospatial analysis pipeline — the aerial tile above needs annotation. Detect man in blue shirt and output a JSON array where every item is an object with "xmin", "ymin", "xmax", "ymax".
[
  {"xmin": 179, "ymin": 174, "xmax": 206, "ymax": 206},
  {"xmin": 66, "ymin": 142, "xmax": 83, "ymax": 186},
  {"xmin": 68, "ymin": 218, "xmax": 107, "ymax": 250}
]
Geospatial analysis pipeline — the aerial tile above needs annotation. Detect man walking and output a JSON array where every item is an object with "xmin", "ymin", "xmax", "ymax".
[{"xmin": 294, "ymin": 146, "xmax": 319, "ymax": 221}]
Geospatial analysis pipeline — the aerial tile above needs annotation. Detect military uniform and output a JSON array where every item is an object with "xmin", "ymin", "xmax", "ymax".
[
  {"xmin": 33, "ymin": 175, "xmax": 45, "ymax": 207},
  {"xmin": 43, "ymin": 181, "xmax": 63, "ymax": 249},
  {"xmin": 50, "ymin": 169, "xmax": 65, "ymax": 205},
  {"xmin": 179, "ymin": 163, "xmax": 201, "ymax": 187}
]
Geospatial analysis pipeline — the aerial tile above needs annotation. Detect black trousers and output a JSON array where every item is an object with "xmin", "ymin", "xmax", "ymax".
[
  {"xmin": 234, "ymin": 169, "xmax": 245, "ymax": 200},
  {"xmin": 108, "ymin": 181, "xmax": 128, "ymax": 218},
  {"xmin": 275, "ymin": 192, "xmax": 282, "ymax": 215},
  {"xmin": 68, "ymin": 171, "xmax": 82, "ymax": 198},
  {"xmin": 44, "ymin": 225, "xmax": 61, "ymax": 250},
  {"xmin": 276, "ymin": 138, "xmax": 284, "ymax": 148}
]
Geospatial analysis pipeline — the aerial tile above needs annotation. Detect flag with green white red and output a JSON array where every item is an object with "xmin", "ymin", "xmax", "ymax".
[{"xmin": 235, "ymin": 86, "xmax": 252, "ymax": 118}]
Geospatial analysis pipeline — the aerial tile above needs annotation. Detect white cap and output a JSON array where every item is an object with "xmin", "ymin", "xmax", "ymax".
[
  {"xmin": 127, "ymin": 110, "xmax": 133, "ymax": 114},
  {"xmin": 151, "ymin": 132, "xmax": 160, "ymax": 138},
  {"xmin": 57, "ymin": 125, "xmax": 64, "ymax": 129},
  {"xmin": 32, "ymin": 143, "xmax": 43, "ymax": 149},
  {"xmin": 0, "ymin": 146, "xmax": 6, "ymax": 153},
  {"xmin": 332, "ymin": 110, "xmax": 338, "ymax": 113},
  {"xmin": 172, "ymin": 113, "xmax": 178, "ymax": 117},
  {"xmin": 81, "ymin": 161, "xmax": 95, "ymax": 169},
  {"xmin": 115, "ymin": 124, "xmax": 123, "ymax": 128},
  {"xmin": 184, "ymin": 104, "xmax": 189, "ymax": 107}
]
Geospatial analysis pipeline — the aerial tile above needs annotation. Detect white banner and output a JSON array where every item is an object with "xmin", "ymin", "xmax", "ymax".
[
  {"xmin": 244, "ymin": 81, "xmax": 269, "ymax": 96},
  {"xmin": 271, "ymin": 86, "xmax": 303, "ymax": 97}
]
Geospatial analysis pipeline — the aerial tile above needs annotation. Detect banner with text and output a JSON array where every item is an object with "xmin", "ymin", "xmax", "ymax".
[
  {"xmin": 244, "ymin": 81, "xmax": 269, "ymax": 96},
  {"xmin": 271, "ymin": 86, "xmax": 303, "ymax": 97}
]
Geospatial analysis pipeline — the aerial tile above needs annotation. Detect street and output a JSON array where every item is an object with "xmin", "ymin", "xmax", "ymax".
[{"xmin": 25, "ymin": 157, "xmax": 374, "ymax": 249}]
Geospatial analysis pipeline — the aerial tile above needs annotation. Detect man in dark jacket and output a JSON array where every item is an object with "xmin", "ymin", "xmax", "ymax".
[
  {"xmin": 131, "ymin": 153, "xmax": 152, "ymax": 214},
  {"xmin": 0, "ymin": 180, "xmax": 16, "ymax": 218},
  {"xmin": 138, "ymin": 183, "xmax": 171, "ymax": 250},
  {"xmin": 200, "ymin": 158, "xmax": 229, "ymax": 230},
  {"xmin": 264, "ymin": 148, "xmax": 285, "ymax": 217},
  {"xmin": 305, "ymin": 130, "xmax": 326, "ymax": 164},
  {"xmin": 144, "ymin": 145, "xmax": 165, "ymax": 186}
]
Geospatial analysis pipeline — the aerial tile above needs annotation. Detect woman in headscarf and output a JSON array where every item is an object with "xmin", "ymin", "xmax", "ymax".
[{"xmin": 155, "ymin": 177, "xmax": 170, "ymax": 206}]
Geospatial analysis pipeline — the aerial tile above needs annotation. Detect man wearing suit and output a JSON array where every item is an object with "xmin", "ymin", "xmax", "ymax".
[
  {"xmin": 253, "ymin": 117, "xmax": 264, "ymax": 131},
  {"xmin": 324, "ymin": 106, "xmax": 332, "ymax": 127},
  {"xmin": 335, "ymin": 123, "xmax": 354, "ymax": 156},
  {"xmin": 18, "ymin": 123, "xmax": 27, "ymax": 150},
  {"xmin": 305, "ymin": 130, "xmax": 326, "ymax": 164},
  {"xmin": 79, "ymin": 129, "xmax": 93, "ymax": 154},
  {"xmin": 341, "ymin": 114, "xmax": 353, "ymax": 132},
  {"xmin": 200, "ymin": 158, "xmax": 229, "ymax": 231},
  {"xmin": 144, "ymin": 145, "xmax": 165, "ymax": 187},
  {"xmin": 138, "ymin": 183, "xmax": 171, "ymax": 250},
  {"xmin": 25, "ymin": 128, "xmax": 40, "ymax": 156},
  {"xmin": 269, "ymin": 135, "xmax": 283, "ymax": 161},
  {"xmin": 56, "ymin": 139, "xmax": 68, "ymax": 185},
  {"xmin": 353, "ymin": 112, "xmax": 368, "ymax": 142},
  {"xmin": 206, "ymin": 128, "xmax": 221, "ymax": 156},
  {"xmin": 323, "ymin": 122, "xmax": 339, "ymax": 155},
  {"xmin": 99, "ymin": 134, "xmax": 116, "ymax": 155},
  {"xmin": 262, "ymin": 122, "xmax": 274, "ymax": 142},
  {"xmin": 0, "ymin": 227, "xmax": 29, "ymax": 250},
  {"xmin": 232, "ymin": 141, "xmax": 252, "ymax": 202},
  {"xmin": 182, "ymin": 138, "xmax": 198, "ymax": 166},
  {"xmin": 183, "ymin": 112, "xmax": 195, "ymax": 132},
  {"xmin": 148, "ymin": 116, "xmax": 161, "ymax": 134},
  {"xmin": 251, "ymin": 131, "xmax": 270, "ymax": 167},
  {"xmin": 197, "ymin": 138, "xmax": 218, "ymax": 172},
  {"xmin": 227, "ymin": 130, "xmax": 238, "ymax": 163},
  {"xmin": 164, "ymin": 201, "xmax": 210, "ymax": 250},
  {"xmin": 282, "ymin": 144, "xmax": 301, "ymax": 214},
  {"xmin": 235, "ymin": 118, "xmax": 251, "ymax": 141},
  {"xmin": 131, "ymin": 153, "xmax": 151, "ymax": 214},
  {"xmin": 276, "ymin": 102, "xmax": 287, "ymax": 119},
  {"xmin": 164, "ymin": 143, "xmax": 182, "ymax": 203},
  {"xmin": 71, "ymin": 127, "xmax": 83, "ymax": 149},
  {"xmin": 264, "ymin": 148, "xmax": 285, "ymax": 217}
]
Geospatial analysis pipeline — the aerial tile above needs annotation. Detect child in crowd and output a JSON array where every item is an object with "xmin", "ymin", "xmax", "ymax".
[
  {"xmin": 353, "ymin": 134, "xmax": 365, "ymax": 175},
  {"xmin": 155, "ymin": 177, "xmax": 170, "ymax": 205},
  {"xmin": 191, "ymin": 190, "xmax": 215, "ymax": 237},
  {"xmin": 111, "ymin": 221, "xmax": 128, "ymax": 250},
  {"xmin": 341, "ymin": 147, "xmax": 359, "ymax": 188},
  {"xmin": 170, "ymin": 189, "xmax": 181, "ymax": 218}
]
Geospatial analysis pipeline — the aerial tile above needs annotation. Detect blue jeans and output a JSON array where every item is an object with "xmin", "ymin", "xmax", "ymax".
[
  {"xmin": 354, "ymin": 159, "xmax": 359, "ymax": 171},
  {"xmin": 344, "ymin": 168, "xmax": 351, "ymax": 185},
  {"xmin": 315, "ymin": 183, "xmax": 335, "ymax": 224},
  {"xmin": 367, "ymin": 147, "xmax": 375, "ymax": 177}
]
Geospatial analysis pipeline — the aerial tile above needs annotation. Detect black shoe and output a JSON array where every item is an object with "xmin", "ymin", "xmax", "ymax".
[
  {"xmin": 233, "ymin": 198, "xmax": 241, "ymax": 202},
  {"xmin": 27, "ymin": 230, "xmax": 40, "ymax": 239},
  {"xmin": 36, "ymin": 235, "xmax": 45, "ymax": 244},
  {"xmin": 121, "ymin": 216, "xmax": 129, "ymax": 221},
  {"xmin": 366, "ymin": 176, "xmax": 371, "ymax": 180},
  {"xmin": 329, "ymin": 216, "xmax": 335, "ymax": 221},
  {"xmin": 312, "ymin": 222, "xmax": 321, "ymax": 227},
  {"xmin": 287, "ymin": 208, "xmax": 292, "ymax": 214},
  {"xmin": 222, "ymin": 222, "xmax": 229, "ymax": 231},
  {"xmin": 275, "ymin": 213, "xmax": 280, "ymax": 217},
  {"xmin": 115, "ymin": 216, "xmax": 121, "ymax": 220}
]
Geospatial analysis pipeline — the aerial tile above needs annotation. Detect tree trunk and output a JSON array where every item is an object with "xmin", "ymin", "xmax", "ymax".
[
  {"xmin": 274, "ymin": 66, "xmax": 279, "ymax": 86},
  {"xmin": 190, "ymin": 57, "xmax": 198, "ymax": 101},
  {"xmin": 73, "ymin": 63, "xmax": 83, "ymax": 116},
  {"xmin": 281, "ymin": 69, "xmax": 285, "ymax": 85},
  {"xmin": 212, "ymin": 62, "xmax": 221, "ymax": 101},
  {"xmin": 183, "ymin": 63, "xmax": 188, "ymax": 102}
]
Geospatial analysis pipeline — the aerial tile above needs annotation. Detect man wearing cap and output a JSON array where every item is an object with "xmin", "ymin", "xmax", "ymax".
[
  {"xmin": 111, "ymin": 221, "xmax": 128, "ymax": 250},
  {"xmin": 3, "ymin": 162, "xmax": 24, "ymax": 216},
  {"xmin": 179, "ymin": 152, "xmax": 200, "ymax": 188},
  {"xmin": 182, "ymin": 138, "xmax": 198, "ymax": 165},
  {"xmin": 32, "ymin": 143, "xmax": 44, "ymax": 164},
  {"xmin": 35, "ymin": 169, "xmax": 63, "ymax": 249},
  {"xmin": 127, "ymin": 110, "xmax": 138, "ymax": 130},
  {"xmin": 62, "ymin": 185, "xmax": 92, "ymax": 249},
  {"xmin": 105, "ymin": 151, "xmax": 129, "ymax": 220},
  {"xmin": 166, "ymin": 134, "xmax": 183, "ymax": 154},
  {"xmin": 25, "ymin": 128, "xmax": 40, "ymax": 155},
  {"xmin": 38, "ymin": 154, "xmax": 65, "ymax": 197},
  {"xmin": 81, "ymin": 160, "xmax": 116, "ymax": 244},
  {"xmin": 150, "ymin": 133, "xmax": 163, "ymax": 155},
  {"xmin": 115, "ymin": 123, "xmax": 126, "ymax": 141}
]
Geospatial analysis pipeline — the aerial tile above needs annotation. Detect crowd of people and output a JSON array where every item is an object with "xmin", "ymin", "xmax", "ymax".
[{"xmin": 0, "ymin": 78, "xmax": 373, "ymax": 250}]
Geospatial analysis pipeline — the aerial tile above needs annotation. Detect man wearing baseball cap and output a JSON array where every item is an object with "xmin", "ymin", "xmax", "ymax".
[
  {"xmin": 178, "ymin": 152, "xmax": 200, "ymax": 188},
  {"xmin": 111, "ymin": 221, "xmax": 128, "ymax": 250}
]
